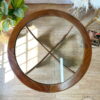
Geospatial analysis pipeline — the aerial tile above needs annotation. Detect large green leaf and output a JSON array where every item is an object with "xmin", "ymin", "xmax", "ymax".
[
  {"xmin": 21, "ymin": 4, "xmax": 28, "ymax": 12},
  {"xmin": 1, "ymin": 0, "xmax": 8, "ymax": 15},
  {"xmin": 11, "ymin": 0, "xmax": 24, "ymax": 9},
  {"xmin": 2, "ymin": 19, "xmax": 9, "ymax": 31},
  {"xmin": 13, "ymin": 8, "xmax": 24, "ymax": 18},
  {"xmin": 1, "ymin": 18, "xmax": 15, "ymax": 31},
  {"xmin": 9, "ymin": 18, "xmax": 15, "ymax": 26},
  {"xmin": 16, "ymin": 0, "xmax": 24, "ymax": 8}
]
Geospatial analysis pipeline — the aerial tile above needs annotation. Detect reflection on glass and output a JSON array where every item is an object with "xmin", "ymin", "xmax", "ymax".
[{"xmin": 60, "ymin": 58, "xmax": 64, "ymax": 83}]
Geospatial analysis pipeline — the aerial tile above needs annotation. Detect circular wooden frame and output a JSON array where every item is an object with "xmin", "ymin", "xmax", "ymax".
[{"xmin": 8, "ymin": 9, "xmax": 92, "ymax": 93}]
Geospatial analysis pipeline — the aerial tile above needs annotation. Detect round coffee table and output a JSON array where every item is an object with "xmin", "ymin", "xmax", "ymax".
[{"xmin": 8, "ymin": 9, "xmax": 92, "ymax": 92}]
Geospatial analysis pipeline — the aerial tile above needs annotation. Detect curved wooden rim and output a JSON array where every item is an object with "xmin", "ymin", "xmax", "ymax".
[{"xmin": 8, "ymin": 9, "xmax": 92, "ymax": 93}]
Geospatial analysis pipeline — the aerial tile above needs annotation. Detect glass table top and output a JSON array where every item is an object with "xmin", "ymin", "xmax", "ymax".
[{"xmin": 15, "ymin": 16, "xmax": 84, "ymax": 84}]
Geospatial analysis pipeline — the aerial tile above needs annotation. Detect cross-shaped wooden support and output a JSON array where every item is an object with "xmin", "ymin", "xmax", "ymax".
[{"xmin": 25, "ymin": 25, "xmax": 75, "ymax": 75}]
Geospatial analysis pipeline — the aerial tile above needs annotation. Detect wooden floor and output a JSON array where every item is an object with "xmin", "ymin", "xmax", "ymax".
[{"xmin": 0, "ymin": 4, "xmax": 100, "ymax": 100}]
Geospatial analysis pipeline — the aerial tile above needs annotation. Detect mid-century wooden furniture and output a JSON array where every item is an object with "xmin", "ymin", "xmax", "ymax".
[{"xmin": 8, "ymin": 9, "xmax": 92, "ymax": 93}]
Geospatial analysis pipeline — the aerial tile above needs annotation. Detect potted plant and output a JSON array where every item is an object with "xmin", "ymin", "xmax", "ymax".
[{"xmin": 0, "ymin": 0, "xmax": 28, "ymax": 43}]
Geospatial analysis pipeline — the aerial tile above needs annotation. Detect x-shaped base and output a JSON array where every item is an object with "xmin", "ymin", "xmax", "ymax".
[{"xmin": 25, "ymin": 25, "xmax": 75, "ymax": 75}]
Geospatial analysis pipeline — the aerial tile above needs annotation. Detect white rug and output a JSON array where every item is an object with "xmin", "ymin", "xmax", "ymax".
[{"xmin": 25, "ymin": 0, "xmax": 72, "ymax": 4}]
